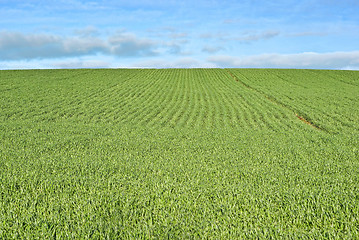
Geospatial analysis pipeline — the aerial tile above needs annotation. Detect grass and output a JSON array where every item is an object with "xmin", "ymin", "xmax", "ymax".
[{"xmin": 1, "ymin": 69, "xmax": 359, "ymax": 238}]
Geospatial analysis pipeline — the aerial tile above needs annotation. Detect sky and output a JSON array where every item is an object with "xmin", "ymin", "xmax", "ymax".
[{"xmin": 0, "ymin": 0, "xmax": 359, "ymax": 69}]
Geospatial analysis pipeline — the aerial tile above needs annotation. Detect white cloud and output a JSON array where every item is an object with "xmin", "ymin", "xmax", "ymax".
[
  {"xmin": 73, "ymin": 26, "xmax": 100, "ymax": 37},
  {"xmin": 235, "ymin": 30, "xmax": 280, "ymax": 43},
  {"xmin": 202, "ymin": 46, "xmax": 224, "ymax": 53},
  {"xmin": 286, "ymin": 31, "xmax": 328, "ymax": 37},
  {"xmin": 52, "ymin": 60, "xmax": 110, "ymax": 69},
  {"xmin": 0, "ymin": 57, "xmax": 113, "ymax": 69},
  {"xmin": 198, "ymin": 30, "xmax": 279, "ymax": 43},
  {"xmin": 131, "ymin": 57, "xmax": 217, "ymax": 68},
  {"xmin": 341, "ymin": 66, "xmax": 359, "ymax": 71},
  {"xmin": 169, "ymin": 32, "xmax": 188, "ymax": 39},
  {"xmin": 108, "ymin": 32, "xmax": 157, "ymax": 57},
  {"xmin": 199, "ymin": 32, "xmax": 228, "ymax": 40},
  {"xmin": 0, "ymin": 31, "xmax": 158, "ymax": 60},
  {"xmin": 207, "ymin": 51, "xmax": 359, "ymax": 69}
]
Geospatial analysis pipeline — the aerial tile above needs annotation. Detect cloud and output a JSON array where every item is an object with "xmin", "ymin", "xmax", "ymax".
[
  {"xmin": 222, "ymin": 18, "xmax": 258, "ymax": 25},
  {"xmin": 207, "ymin": 51, "xmax": 359, "ymax": 69},
  {"xmin": 0, "ymin": 32, "xmax": 68, "ymax": 60},
  {"xmin": 52, "ymin": 60, "xmax": 110, "ymax": 69},
  {"xmin": 74, "ymin": 26, "xmax": 100, "ymax": 37},
  {"xmin": 199, "ymin": 32, "xmax": 228, "ymax": 40},
  {"xmin": 0, "ymin": 31, "xmax": 158, "ymax": 60},
  {"xmin": 131, "ymin": 57, "xmax": 217, "ymax": 68},
  {"xmin": 8, "ymin": 0, "xmax": 109, "ymax": 11},
  {"xmin": 235, "ymin": 30, "xmax": 280, "ymax": 43},
  {"xmin": 169, "ymin": 32, "xmax": 188, "ymax": 39},
  {"xmin": 147, "ymin": 27, "xmax": 189, "ymax": 42},
  {"xmin": 341, "ymin": 66, "xmax": 359, "ymax": 71},
  {"xmin": 199, "ymin": 30, "xmax": 279, "ymax": 43},
  {"xmin": 160, "ymin": 38, "xmax": 189, "ymax": 55},
  {"xmin": 202, "ymin": 46, "xmax": 224, "ymax": 54},
  {"xmin": 166, "ymin": 43, "xmax": 182, "ymax": 54},
  {"xmin": 222, "ymin": 19, "xmax": 236, "ymax": 24},
  {"xmin": 108, "ymin": 32, "xmax": 157, "ymax": 57},
  {"xmin": 286, "ymin": 31, "xmax": 329, "ymax": 37}
]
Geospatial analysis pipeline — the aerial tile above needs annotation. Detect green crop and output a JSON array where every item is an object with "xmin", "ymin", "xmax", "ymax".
[{"xmin": 1, "ymin": 69, "xmax": 358, "ymax": 239}]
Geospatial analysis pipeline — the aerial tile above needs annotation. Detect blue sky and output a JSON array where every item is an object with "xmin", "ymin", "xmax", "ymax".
[{"xmin": 1, "ymin": 0, "xmax": 359, "ymax": 69}]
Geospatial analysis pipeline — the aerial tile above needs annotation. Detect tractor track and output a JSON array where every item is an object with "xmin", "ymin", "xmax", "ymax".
[{"xmin": 225, "ymin": 69, "xmax": 326, "ymax": 131}]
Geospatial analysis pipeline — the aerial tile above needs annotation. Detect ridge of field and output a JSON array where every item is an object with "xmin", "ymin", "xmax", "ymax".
[
  {"xmin": 1, "ymin": 69, "xmax": 359, "ymax": 238},
  {"xmin": 228, "ymin": 69, "xmax": 359, "ymax": 134}
]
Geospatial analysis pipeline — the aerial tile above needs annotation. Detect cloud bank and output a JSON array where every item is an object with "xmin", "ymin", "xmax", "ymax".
[
  {"xmin": 0, "ymin": 31, "xmax": 157, "ymax": 60},
  {"xmin": 207, "ymin": 51, "xmax": 359, "ymax": 69},
  {"xmin": 235, "ymin": 30, "xmax": 280, "ymax": 43}
]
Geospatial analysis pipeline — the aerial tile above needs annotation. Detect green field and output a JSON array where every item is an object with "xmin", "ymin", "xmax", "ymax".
[{"xmin": 1, "ymin": 69, "xmax": 359, "ymax": 238}]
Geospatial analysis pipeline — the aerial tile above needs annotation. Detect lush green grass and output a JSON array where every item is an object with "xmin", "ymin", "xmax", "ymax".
[{"xmin": 1, "ymin": 69, "xmax": 358, "ymax": 239}]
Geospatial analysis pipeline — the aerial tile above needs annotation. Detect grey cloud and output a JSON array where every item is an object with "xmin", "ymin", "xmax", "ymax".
[
  {"xmin": 199, "ymin": 33, "xmax": 213, "ymax": 39},
  {"xmin": 0, "ymin": 31, "xmax": 158, "ymax": 60},
  {"xmin": 235, "ymin": 30, "xmax": 280, "ymax": 43},
  {"xmin": 74, "ymin": 26, "xmax": 100, "ymax": 37},
  {"xmin": 161, "ymin": 27, "xmax": 176, "ymax": 32},
  {"xmin": 199, "ymin": 30, "xmax": 279, "ymax": 43},
  {"xmin": 199, "ymin": 32, "xmax": 228, "ymax": 40},
  {"xmin": 222, "ymin": 19, "xmax": 236, "ymax": 24},
  {"xmin": 167, "ymin": 43, "xmax": 182, "ymax": 54},
  {"xmin": 147, "ymin": 27, "xmax": 188, "ymax": 42},
  {"xmin": 0, "ymin": 32, "xmax": 87, "ymax": 60},
  {"xmin": 52, "ymin": 60, "xmax": 110, "ymax": 69},
  {"xmin": 286, "ymin": 31, "xmax": 328, "ymax": 37},
  {"xmin": 202, "ymin": 46, "xmax": 224, "ymax": 54},
  {"xmin": 108, "ymin": 32, "xmax": 157, "ymax": 57},
  {"xmin": 222, "ymin": 18, "xmax": 258, "ymax": 25},
  {"xmin": 341, "ymin": 66, "xmax": 359, "ymax": 70},
  {"xmin": 162, "ymin": 39, "xmax": 189, "ymax": 55},
  {"xmin": 169, "ymin": 32, "xmax": 188, "ymax": 39},
  {"xmin": 147, "ymin": 26, "xmax": 176, "ymax": 34},
  {"xmin": 63, "ymin": 37, "xmax": 107, "ymax": 54},
  {"xmin": 207, "ymin": 51, "xmax": 359, "ymax": 69},
  {"xmin": 131, "ymin": 57, "xmax": 217, "ymax": 68},
  {"xmin": 8, "ymin": 0, "xmax": 237, "ymax": 10}
]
